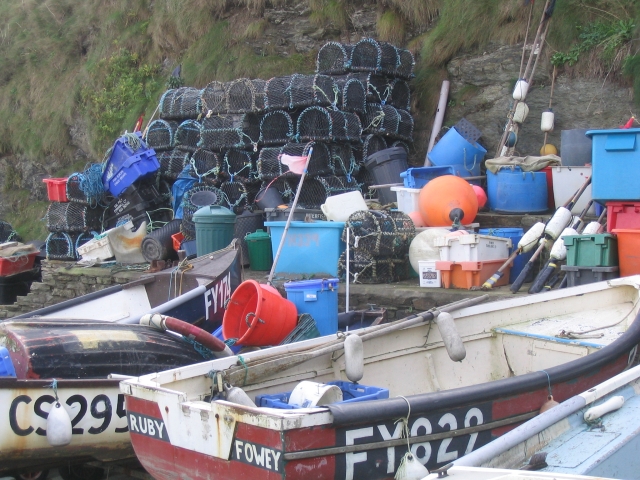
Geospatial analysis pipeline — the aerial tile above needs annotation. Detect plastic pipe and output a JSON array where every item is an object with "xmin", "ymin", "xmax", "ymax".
[{"xmin": 425, "ymin": 81, "xmax": 450, "ymax": 166}]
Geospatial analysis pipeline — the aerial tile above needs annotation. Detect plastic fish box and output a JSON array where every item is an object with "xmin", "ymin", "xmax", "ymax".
[
  {"xmin": 435, "ymin": 234, "xmax": 511, "ymax": 262},
  {"xmin": 43, "ymin": 178, "xmax": 68, "ymax": 202},
  {"xmin": 255, "ymin": 381, "xmax": 389, "ymax": 409},
  {"xmin": 264, "ymin": 220, "xmax": 344, "ymax": 277},
  {"xmin": 102, "ymin": 132, "xmax": 159, "ymax": 197},
  {"xmin": 76, "ymin": 235, "xmax": 114, "ymax": 262},
  {"xmin": 0, "ymin": 252, "xmax": 37, "ymax": 277},
  {"xmin": 560, "ymin": 265, "xmax": 619, "ymax": 287},
  {"xmin": 564, "ymin": 233, "xmax": 618, "ymax": 267},
  {"xmin": 436, "ymin": 259, "xmax": 509, "ymax": 289},
  {"xmin": 400, "ymin": 165, "xmax": 456, "ymax": 188},
  {"xmin": 390, "ymin": 186, "xmax": 421, "ymax": 214},
  {"xmin": 606, "ymin": 202, "xmax": 640, "ymax": 232}
]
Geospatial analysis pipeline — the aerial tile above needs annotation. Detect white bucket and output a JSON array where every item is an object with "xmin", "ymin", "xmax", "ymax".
[
  {"xmin": 288, "ymin": 381, "xmax": 343, "ymax": 408},
  {"xmin": 321, "ymin": 191, "xmax": 368, "ymax": 222}
]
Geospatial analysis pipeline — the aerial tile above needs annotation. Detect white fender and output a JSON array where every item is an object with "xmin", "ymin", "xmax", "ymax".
[
  {"xmin": 395, "ymin": 452, "xmax": 429, "ymax": 480},
  {"xmin": 518, "ymin": 222, "xmax": 545, "ymax": 252},
  {"xmin": 583, "ymin": 221, "xmax": 604, "ymax": 234},
  {"xmin": 584, "ymin": 395, "xmax": 624, "ymax": 422},
  {"xmin": 46, "ymin": 401, "xmax": 72, "ymax": 447},
  {"xmin": 550, "ymin": 227, "xmax": 578, "ymax": 260},
  {"xmin": 545, "ymin": 207, "xmax": 572, "ymax": 240},
  {"xmin": 344, "ymin": 334, "xmax": 364, "ymax": 383},
  {"xmin": 434, "ymin": 312, "xmax": 466, "ymax": 362}
]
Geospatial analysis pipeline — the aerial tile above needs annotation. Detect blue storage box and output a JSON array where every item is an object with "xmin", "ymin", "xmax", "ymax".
[
  {"xmin": 586, "ymin": 128, "xmax": 640, "ymax": 202},
  {"xmin": 400, "ymin": 165, "xmax": 456, "ymax": 188},
  {"xmin": 255, "ymin": 381, "xmax": 389, "ymax": 409},
  {"xmin": 284, "ymin": 278, "xmax": 339, "ymax": 336},
  {"xmin": 264, "ymin": 221, "xmax": 345, "ymax": 276},
  {"xmin": 479, "ymin": 228, "xmax": 534, "ymax": 283},
  {"xmin": 487, "ymin": 167, "xmax": 548, "ymax": 213},
  {"xmin": 102, "ymin": 132, "xmax": 160, "ymax": 197}
]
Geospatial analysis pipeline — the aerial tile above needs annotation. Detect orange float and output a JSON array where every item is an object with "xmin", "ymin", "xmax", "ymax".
[{"xmin": 419, "ymin": 175, "xmax": 478, "ymax": 227}]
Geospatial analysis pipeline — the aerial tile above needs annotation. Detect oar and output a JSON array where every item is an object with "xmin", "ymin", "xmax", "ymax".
[{"xmin": 224, "ymin": 295, "xmax": 489, "ymax": 387}]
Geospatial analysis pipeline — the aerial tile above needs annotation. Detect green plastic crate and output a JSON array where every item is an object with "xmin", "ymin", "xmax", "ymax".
[{"xmin": 564, "ymin": 234, "xmax": 618, "ymax": 267}]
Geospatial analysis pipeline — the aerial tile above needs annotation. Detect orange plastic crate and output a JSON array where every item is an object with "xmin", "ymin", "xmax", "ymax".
[
  {"xmin": 171, "ymin": 232, "xmax": 185, "ymax": 252},
  {"xmin": 0, "ymin": 252, "xmax": 37, "ymax": 276},
  {"xmin": 435, "ymin": 259, "xmax": 509, "ymax": 289},
  {"xmin": 612, "ymin": 229, "xmax": 640, "ymax": 277},
  {"xmin": 43, "ymin": 178, "xmax": 68, "ymax": 202}
]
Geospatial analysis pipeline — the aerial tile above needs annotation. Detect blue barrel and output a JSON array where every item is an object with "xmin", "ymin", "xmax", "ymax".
[
  {"xmin": 427, "ymin": 127, "xmax": 485, "ymax": 181},
  {"xmin": 479, "ymin": 228, "xmax": 535, "ymax": 283},
  {"xmin": 487, "ymin": 166, "xmax": 548, "ymax": 213}
]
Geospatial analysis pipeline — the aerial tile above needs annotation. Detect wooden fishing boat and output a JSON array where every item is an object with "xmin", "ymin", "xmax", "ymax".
[
  {"xmin": 423, "ymin": 466, "xmax": 618, "ymax": 480},
  {"xmin": 11, "ymin": 242, "xmax": 242, "ymax": 332},
  {"xmin": 121, "ymin": 276, "xmax": 640, "ymax": 480},
  {"xmin": 0, "ymin": 318, "xmax": 234, "ymax": 477},
  {"xmin": 449, "ymin": 363, "xmax": 640, "ymax": 479}
]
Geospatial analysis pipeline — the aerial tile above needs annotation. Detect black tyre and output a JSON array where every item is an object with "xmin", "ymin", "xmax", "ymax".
[{"xmin": 57, "ymin": 464, "xmax": 105, "ymax": 480}]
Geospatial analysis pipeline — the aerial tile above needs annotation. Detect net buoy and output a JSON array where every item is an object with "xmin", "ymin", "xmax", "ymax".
[
  {"xmin": 418, "ymin": 176, "xmax": 478, "ymax": 227},
  {"xmin": 541, "ymin": 110, "xmax": 555, "ymax": 132},
  {"xmin": 344, "ymin": 334, "xmax": 364, "ymax": 383},
  {"xmin": 506, "ymin": 130, "xmax": 518, "ymax": 147},
  {"xmin": 408, "ymin": 210, "xmax": 426, "ymax": 228},
  {"xmin": 513, "ymin": 102, "xmax": 530, "ymax": 123},
  {"xmin": 395, "ymin": 452, "xmax": 429, "ymax": 480},
  {"xmin": 540, "ymin": 394, "xmax": 559, "ymax": 413},
  {"xmin": 46, "ymin": 401, "xmax": 72, "ymax": 447},
  {"xmin": 512, "ymin": 79, "xmax": 530, "ymax": 101},
  {"xmin": 472, "ymin": 185, "xmax": 487, "ymax": 208},
  {"xmin": 224, "ymin": 383, "xmax": 257, "ymax": 407},
  {"xmin": 540, "ymin": 143, "xmax": 557, "ymax": 155}
]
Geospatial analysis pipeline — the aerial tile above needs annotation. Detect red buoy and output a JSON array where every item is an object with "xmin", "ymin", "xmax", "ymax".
[{"xmin": 419, "ymin": 175, "xmax": 478, "ymax": 227}]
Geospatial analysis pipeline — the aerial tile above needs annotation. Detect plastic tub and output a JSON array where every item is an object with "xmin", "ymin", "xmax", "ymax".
[
  {"xmin": 321, "ymin": 191, "xmax": 368, "ymax": 222},
  {"xmin": 551, "ymin": 166, "xmax": 595, "ymax": 215},
  {"xmin": 427, "ymin": 127, "xmax": 485, "ymax": 180},
  {"xmin": 560, "ymin": 265, "xmax": 619, "ymax": 287},
  {"xmin": 364, "ymin": 147, "xmax": 408, "ymax": 205},
  {"xmin": 612, "ymin": 229, "xmax": 640, "ymax": 277},
  {"xmin": 606, "ymin": 202, "xmax": 640, "ymax": 232},
  {"xmin": 487, "ymin": 166, "xmax": 548, "ymax": 213},
  {"xmin": 435, "ymin": 234, "xmax": 512, "ymax": 262},
  {"xmin": 264, "ymin": 208, "xmax": 326, "ymax": 223},
  {"xmin": 255, "ymin": 381, "xmax": 389, "ymax": 409},
  {"xmin": 564, "ymin": 234, "xmax": 618, "ymax": 267},
  {"xmin": 400, "ymin": 166, "xmax": 456, "ymax": 189},
  {"xmin": 284, "ymin": 278, "xmax": 339, "ymax": 336},
  {"xmin": 102, "ymin": 132, "xmax": 160, "ymax": 197},
  {"xmin": 192, "ymin": 205, "xmax": 236, "ymax": 256},
  {"xmin": 43, "ymin": 178, "xmax": 68, "ymax": 202},
  {"xmin": 587, "ymin": 128, "xmax": 640, "ymax": 202},
  {"xmin": 561, "ymin": 129, "xmax": 593, "ymax": 166},
  {"xmin": 390, "ymin": 187, "xmax": 421, "ymax": 214},
  {"xmin": 264, "ymin": 221, "xmax": 345, "ymax": 276},
  {"xmin": 435, "ymin": 259, "xmax": 509, "ymax": 289}
]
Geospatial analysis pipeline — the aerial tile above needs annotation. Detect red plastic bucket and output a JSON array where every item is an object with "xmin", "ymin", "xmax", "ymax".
[{"xmin": 222, "ymin": 280, "xmax": 298, "ymax": 346}]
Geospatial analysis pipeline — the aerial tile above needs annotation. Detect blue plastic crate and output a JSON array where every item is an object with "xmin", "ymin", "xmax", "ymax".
[
  {"xmin": 255, "ymin": 381, "xmax": 389, "ymax": 409},
  {"xmin": 103, "ymin": 132, "xmax": 159, "ymax": 197},
  {"xmin": 284, "ymin": 278, "xmax": 339, "ymax": 336},
  {"xmin": 400, "ymin": 165, "xmax": 456, "ymax": 188}
]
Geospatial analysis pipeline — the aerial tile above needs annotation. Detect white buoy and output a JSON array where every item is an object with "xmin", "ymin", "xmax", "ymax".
[
  {"xmin": 408, "ymin": 228, "xmax": 450, "ymax": 273},
  {"xmin": 545, "ymin": 207, "xmax": 573, "ymax": 240},
  {"xmin": 513, "ymin": 102, "xmax": 530, "ymax": 123},
  {"xmin": 344, "ymin": 334, "xmax": 364, "ymax": 383},
  {"xmin": 395, "ymin": 452, "xmax": 429, "ymax": 480},
  {"xmin": 518, "ymin": 222, "xmax": 546, "ymax": 252},
  {"xmin": 224, "ymin": 384, "xmax": 256, "ymax": 407},
  {"xmin": 46, "ymin": 401, "xmax": 72, "ymax": 447},
  {"xmin": 584, "ymin": 396, "xmax": 625, "ymax": 422},
  {"xmin": 512, "ymin": 79, "xmax": 530, "ymax": 101},
  {"xmin": 541, "ymin": 110, "xmax": 555, "ymax": 132},
  {"xmin": 550, "ymin": 227, "xmax": 578, "ymax": 260},
  {"xmin": 583, "ymin": 221, "xmax": 604, "ymax": 234},
  {"xmin": 434, "ymin": 312, "xmax": 466, "ymax": 362}
]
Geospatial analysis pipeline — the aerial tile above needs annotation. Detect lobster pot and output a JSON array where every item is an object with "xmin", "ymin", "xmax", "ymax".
[
  {"xmin": 265, "ymin": 75, "xmax": 293, "ymax": 110},
  {"xmin": 145, "ymin": 119, "xmax": 179, "ymax": 152},
  {"xmin": 259, "ymin": 110, "xmax": 294, "ymax": 146},
  {"xmin": 180, "ymin": 184, "xmax": 225, "ymax": 240},
  {"xmin": 335, "ymin": 77, "xmax": 367, "ymax": 114},
  {"xmin": 290, "ymin": 74, "xmax": 338, "ymax": 109},
  {"xmin": 316, "ymin": 41, "xmax": 353, "ymax": 75},
  {"xmin": 343, "ymin": 210, "xmax": 415, "ymax": 256},
  {"xmin": 188, "ymin": 148, "xmax": 221, "ymax": 184},
  {"xmin": 287, "ymin": 142, "xmax": 333, "ymax": 177},
  {"xmin": 354, "ymin": 166, "xmax": 376, "ymax": 198},
  {"xmin": 297, "ymin": 107, "xmax": 362, "ymax": 143},
  {"xmin": 46, "ymin": 202, "xmax": 102, "ymax": 233},
  {"xmin": 159, "ymin": 87, "xmax": 202, "ymax": 120},
  {"xmin": 220, "ymin": 180, "xmax": 251, "ymax": 214},
  {"xmin": 158, "ymin": 149, "xmax": 190, "ymax": 180},
  {"xmin": 355, "ymin": 134, "xmax": 388, "ymax": 163},
  {"xmin": 200, "ymin": 81, "xmax": 226, "ymax": 115},
  {"xmin": 290, "ymin": 175, "xmax": 360, "ymax": 209},
  {"xmin": 389, "ymin": 79, "xmax": 411, "ymax": 110},
  {"xmin": 363, "ymin": 103, "xmax": 414, "ymax": 142},
  {"xmin": 395, "ymin": 48, "xmax": 415, "ymax": 80},
  {"xmin": 75, "ymin": 232, "xmax": 95, "ymax": 252},
  {"xmin": 0, "ymin": 221, "xmax": 20, "ymax": 243},
  {"xmin": 348, "ymin": 73, "xmax": 390, "ymax": 104},
  {"xmin": 390, "ymin": 140, "xmax": 410, "ymax": 156},
  {"xmin": 65, "ymin": 173, "xmax": 92, "ymax": 205},
  {"xmin": 221, "ymin": 149, "xmax": 255, "ymax": 180},
  {"xmin": 199, "ymin": 113, "xmax": 260, "ymax": 151},
  {"xmin": 257, "ymin": 146, "xmax": 286, "ymax": 181},
  {"xmin": 338, "ymin": 250, "xmax": 410, "ymax": 284},
  {"xmin": 379, "ymin": 42, "xmax": 401, "ymax": 77},
  {"xmin": 330, "ymin": 143, "xmax": 358, "ymax": 178},
  {"xmin": 45, "ymin": 232, "xmax": 77, "ymax": 260},
  {"xmin": 175, "ymin": 119, "xmax": 202, "ymax": 152},
  {"xmin": 225, "ymin": 78, "xmax": 267, "ymax": 113}
]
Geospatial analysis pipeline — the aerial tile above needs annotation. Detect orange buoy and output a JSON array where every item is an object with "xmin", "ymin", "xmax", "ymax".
[
  {"xmin": 419, "ymin": 175, "xmax": 478, "ymax": 227},
  {"xmin": 408, "ymin": 210, "xmax": 427, "ymax": 228},
  {"xmin": 540, "ymin": 143, "xmax": 558, "ymax": 155},
  {"xmin": 472, "ymin": 185, "xmax": 487, "ymax": 208}
]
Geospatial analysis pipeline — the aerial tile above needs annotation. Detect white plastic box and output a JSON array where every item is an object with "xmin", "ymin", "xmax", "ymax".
[
  {"xmin": 435, "ymin": 234, "xmax": 512, "ymax": 262},
  {"xmin": 390, "ymin": 186, "xmax": 421, "ymax": 214},
  {"xmin": 418, "ymin": 260, "xmax": 441, "ymax": 287},
  {"xmin": 551, "ymin": 165, "xmax": 595, "ymax": 215},
  {"xmin": 77, "ymin": 236, "xmax": 114, "ymax": 262}
]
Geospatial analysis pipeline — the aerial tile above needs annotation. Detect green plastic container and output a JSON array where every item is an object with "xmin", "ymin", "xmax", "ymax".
[
  {"xmin": 564, "ymin": 233, "xmax": 618, "ymax": 267},
  {"xmin": 192, "ymin": 205, "xmax": 236, "ymax": 256},
  {"xmin": 245, "ymin": 229, "xmax": 273, "ymax": 271}
]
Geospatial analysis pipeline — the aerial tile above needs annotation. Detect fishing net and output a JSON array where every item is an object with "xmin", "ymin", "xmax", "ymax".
[
  {"xmin": 175, "ymin": 119, "xmax": 203, "ymax": 152},
  {"xmin": 333, "ymin": 76, "xmax": 367, "ymax": 114},
  {"xmin": 0, "ymin": 221, "xmax": 20, "ymax": 243},
  {"xmin": 259, "ymin": 110, "xmax": 294, "ymax": 145},
  {"xmin": 187, "ymin": 148, "xmax": 221, "ymax": 184},
  {"xmin": 45, "ymin": 232, "xmax": 77, "ymax": 260},
  {"xmin": 221, "ymin": 149, "xmax": 256, "ymax": 181},
  {"xmin": 355, "ymin": 134, "xmax": 388, "ymax": 164},
  {"xmin": 180, "ymin": 184, "xmax": 225, "ymax": 240},
  {"xmin": 296, "ymin": 106, "xmax": 362, "ymax": 143},
  {"xmin": 330, "ymin": 142, "xmax": 358, "ymax": 179},
  {"xmin": 256, "ymin": 142, "xmax": 333, "ymax": 180},
  {"xmin": 158, "ymin": 148, "xmax": 190, "ymax": 180},
  {"xmin": 46, "ymin": 202, "xmax": 103, "ymax": 233},
  {"xmin": 66, "ymin": 165, "xmax": 106, "ymax": 206},
  {"xmin": 338, "ymin": 250, "xmax": 411, "ymax": 284},
  {"xmin": 316, "ymin": 41, "xmax": 353, "ymax": 75},
  {"xmin": 396, "ymin": 48, "xmax": 415, "ymax": 80},
  {"xmin": 265, "ymin": 75, "xmax": 292, "ymax": 110},
  {"xmin": 199, "ymin": 113, "xmax": 260, "ymax": 151},
  {"xmin": 200, "ymin": 81, "xmax": 226, "ymax": 116},
  {"xmin": 288, "ymin": 175, "xmax": 360, "ymax": 209},
  {"xmin": 225, "ymin": 78, "xmax": 267, "ymax": 113},
  {"xmin": 343, "ymin": 210, "xmax": 415, "ymax": 257},
  {"xmin": 159, "ymin": 87, "xmax": 202, "ymax": 120},
  {"xmin": 145, "ymin": 119, "xmax": 179, "ymax": 152},
  {"xmin": 289, "ymin": 74, "xmax": 339, "ymax": 109},
  {"xmin": 354, "ymin": 165, "xmax": 377, "ymax": 199},
  {"xmin": 389, "ymin": 78, "xmax": 411, "ymax": 111},
  {"xmin": 347, "ymin": 73, "xmax": 390, "ymax": 104},
  {"xmin": 362, "ymin": 103, "xmax": 414, "ymax": 142}
]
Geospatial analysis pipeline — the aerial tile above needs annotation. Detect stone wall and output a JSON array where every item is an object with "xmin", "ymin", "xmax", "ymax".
[{"xmin": 0, "ymin": 261, "xmax": 143, "ymax": 319}]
